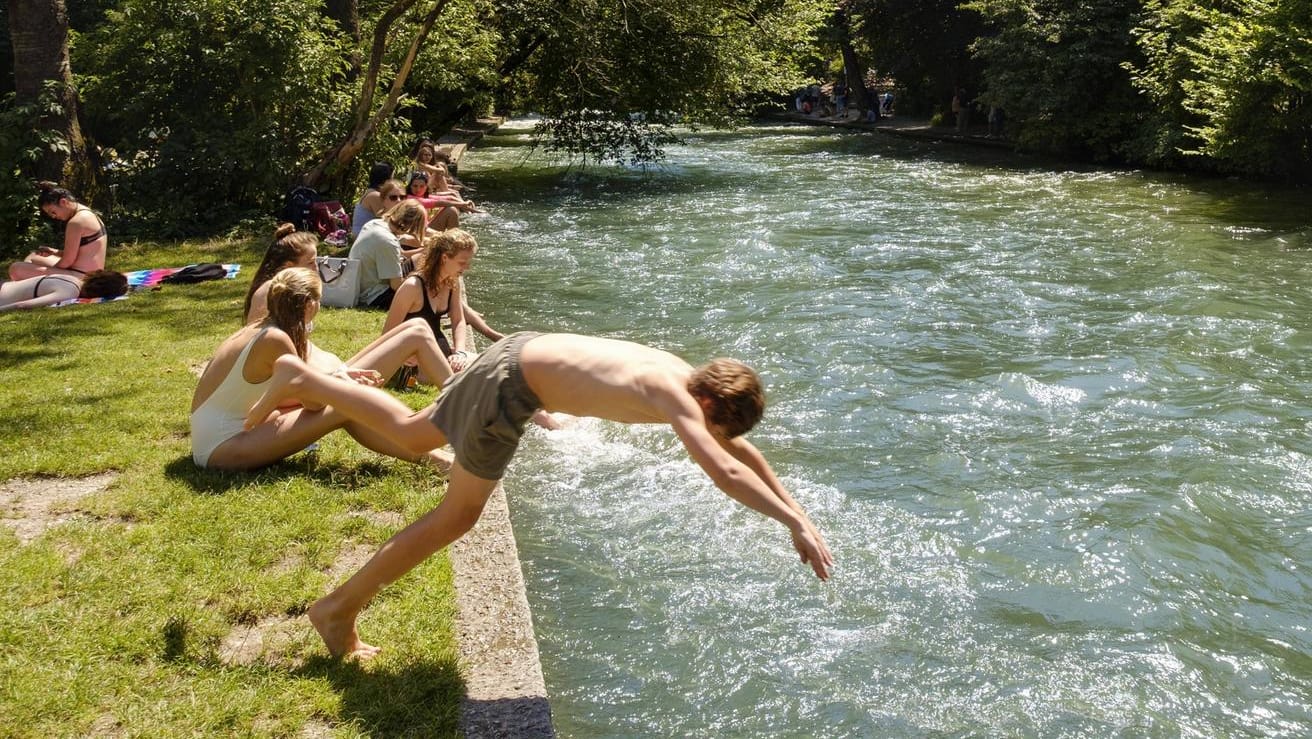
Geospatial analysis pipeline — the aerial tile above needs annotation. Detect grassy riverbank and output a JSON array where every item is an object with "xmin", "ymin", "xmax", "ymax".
[{"xmin": 0, "ymin": 236, "xmax": 462, "ymax": 736}]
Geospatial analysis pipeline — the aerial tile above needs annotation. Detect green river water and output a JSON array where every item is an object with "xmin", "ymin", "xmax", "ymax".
[{"xmin": 461, "ymin": 119, "xmax": 1312, "ymax": 737}]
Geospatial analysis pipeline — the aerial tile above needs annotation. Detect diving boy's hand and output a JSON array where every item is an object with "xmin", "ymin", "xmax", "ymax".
[{"xmin": 792, "ymin": 528, "xmax": 834, "ymax": 581}]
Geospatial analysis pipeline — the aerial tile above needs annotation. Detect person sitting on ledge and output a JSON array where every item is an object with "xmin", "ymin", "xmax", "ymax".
[
  {"xmin": 403, "ymin": 171, "xmax": 464, "ymax": 231},
  {"xmin": 242, "ymin": 331, "xmax": 835, "ymax": 658}
]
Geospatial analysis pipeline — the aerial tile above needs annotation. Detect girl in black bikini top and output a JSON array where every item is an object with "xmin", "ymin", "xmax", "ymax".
[
  {"xmin": 76, "ymin": 207, "xmax": 107, "ymax": 247},
  {"xmin": 403, "ymin": 274, "xmax": 455, "ymax": 356}
]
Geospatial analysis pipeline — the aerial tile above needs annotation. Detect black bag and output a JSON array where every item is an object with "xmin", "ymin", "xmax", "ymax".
[
  {"xmin": 281, "ymin": 186, "xmax": 319, "ymax": 231},
  {"xmin": 160, "ymin": 263, "xmax": 228, "ymax": 284}
]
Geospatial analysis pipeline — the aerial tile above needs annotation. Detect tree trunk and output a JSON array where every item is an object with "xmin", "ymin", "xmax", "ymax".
[
  {"xmin": 834, "ymin": 8, "xmax": 873, "ymax": 115},
  {"xmin": 7, "ymin": 0, "xmax": 94, "ymax": 197},
  {"xmin": 302, "ymin": 0, "xmax": 449, "ymax": 189}
]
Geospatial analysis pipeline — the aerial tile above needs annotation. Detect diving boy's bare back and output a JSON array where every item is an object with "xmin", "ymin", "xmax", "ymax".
[
  {"xmin": 246, "ymin": 332, "xmax": 833, "ymax": 659},
  {"xmin": 521, "ymin": 334, "xmax": 707, "ymax": 422}
]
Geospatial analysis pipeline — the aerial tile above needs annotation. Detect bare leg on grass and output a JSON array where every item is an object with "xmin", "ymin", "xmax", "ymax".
[{"xmin": 309, "ymin": 461, "xmax": 498, "ymax": 657}]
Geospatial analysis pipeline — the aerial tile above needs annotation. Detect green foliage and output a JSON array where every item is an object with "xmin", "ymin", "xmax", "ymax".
[
  {"xmin": 534, "ymin": 111, "xmax": 682, "ymax": 165},
  {"xmin": 1130, "ymin": 0, "xmax": 1312, "ymax": 179},
  {"xmin": 966, "ymin": 0, "xmax": 1144, "ymax": 161},
  {"xmin": 404, "ymin": 0, "xmax": 504, "ymax": 132},
  {"xmin": 845, "ymin": 0, "xmax": 987, "ymax": 116},
  {"xmin": 509, "ymin": 0, "xmax": 831, "ymax": 163},
  {"xmin": 0, "ymin": 84, "xmax": 71, "ymax": 259},
  {"xmin": 73, "ymin": 0, "xmax": 355, "ymax": 237}
]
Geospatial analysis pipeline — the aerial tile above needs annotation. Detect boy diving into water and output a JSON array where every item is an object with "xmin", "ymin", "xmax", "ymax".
[{"xmin": 245, "ymin": 332, "xmax": 834, "ymax": 658}]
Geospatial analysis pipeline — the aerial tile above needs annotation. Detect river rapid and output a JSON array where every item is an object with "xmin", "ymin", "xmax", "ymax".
[{"xmin": 460, "ymin": 119, "xmax": 1312, "ymax": 737}]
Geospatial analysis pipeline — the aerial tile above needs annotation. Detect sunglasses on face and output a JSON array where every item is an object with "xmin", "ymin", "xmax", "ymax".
[{"xmin": 386, "ymin": 194, "xmax": 404, "ymax": 201}]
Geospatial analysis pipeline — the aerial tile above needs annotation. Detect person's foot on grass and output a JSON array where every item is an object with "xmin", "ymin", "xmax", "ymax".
[{"xmin": 309, "ymin": 596, "xmax": 380, "ymax": 660}]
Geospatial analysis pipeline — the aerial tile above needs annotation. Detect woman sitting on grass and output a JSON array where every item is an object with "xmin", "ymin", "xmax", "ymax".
[
  {"xmin": 382, "ymin": 228, "xmax": 476, "ymax": 375},
  {"xmin": 191, "ymin": 267, "xmax": 453, "ymax": 471},
  {"xmin": 245, "ymin": 223, "xmax": 453, "ymax": 383},
  {"xmin": 9, "ymin": 182, "xmax": 109, "ymax": 281},
  {"xmin": 350, "ymin": 163, "xmax": 397, "ymax": 240},
  {"xmin": 0, "ymin": 269, "xmax": 127, "ymax": 311}
]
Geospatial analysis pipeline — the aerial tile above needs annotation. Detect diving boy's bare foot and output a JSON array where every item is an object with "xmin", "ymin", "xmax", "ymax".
[
  {"xmin": 244, "ymin": 355, "xmax": 306, "ymax": 431},
  {"xmin": 309, "ymin": 597, "xmax": 380, "ymax": 660}
]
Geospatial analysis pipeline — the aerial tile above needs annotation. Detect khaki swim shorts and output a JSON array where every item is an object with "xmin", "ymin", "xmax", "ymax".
[{"xmin": 430, "ymin": 332, "xmax": 542, "ymax": 480}]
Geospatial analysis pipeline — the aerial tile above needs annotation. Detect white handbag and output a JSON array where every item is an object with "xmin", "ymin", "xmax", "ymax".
[{"xmin": 316, "ymin": 256, "xmax": 361, "ymax": 308}]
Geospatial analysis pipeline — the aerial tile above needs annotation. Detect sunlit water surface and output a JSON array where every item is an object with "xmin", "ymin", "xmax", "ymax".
[{"xmin": 459, "ymin": 120, "xmax": 1312, "ymax": 736}]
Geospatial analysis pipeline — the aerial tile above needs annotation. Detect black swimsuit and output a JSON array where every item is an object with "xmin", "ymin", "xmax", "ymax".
[
  {"xmin": 403, "ymin": 275, "xmax": 454, "ymax": 356},
  {"xmin": 58, "ymin": 208, "xmax": 106, "ymax": 275},
  {"xmin": 32, "ymin": 275, "xmax": 82, "ymax": 299}
]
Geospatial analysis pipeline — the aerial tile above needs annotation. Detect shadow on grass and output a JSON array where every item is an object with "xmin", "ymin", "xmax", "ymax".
[
  {"xmin": 162, "ymin": 454, "xmax": 399, "ymax": 496},
  {"xmin": 299, "ymin": 655, "xmax": 464, "ymax": 737}
]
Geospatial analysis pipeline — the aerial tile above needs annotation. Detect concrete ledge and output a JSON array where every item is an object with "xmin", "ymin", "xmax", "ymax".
[
  {"xmin": 436, "ymin": 130, "xmax": 553, "ymax": 734},
  {"xmin": 449, "ymin": 485, "xmax": 554, "ymax": 738},
  {"xmin": 437, "ymin": 117, "xmax": 506, "ymax": 166}
]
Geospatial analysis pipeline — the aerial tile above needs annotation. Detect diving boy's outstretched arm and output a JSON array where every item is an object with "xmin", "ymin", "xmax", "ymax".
[
  {"xmin": 666, "ymin": 401, "xmax": 833, "ymax": 580},
  {"xmin": 717, "ymin": 434, "xmax": 832, "ymax": 569}
]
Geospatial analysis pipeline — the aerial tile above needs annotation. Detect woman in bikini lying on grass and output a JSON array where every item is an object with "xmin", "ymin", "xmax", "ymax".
[
  {"xmin": 0, "ymin": 269, "xmax": 127, "ymax": 311},
  {"xmin": 190, "ymin": 267, "xmax": 453, "ymax": 470}
]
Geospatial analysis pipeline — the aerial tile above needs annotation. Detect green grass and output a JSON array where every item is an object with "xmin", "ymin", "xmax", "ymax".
[{"xmin": 0, "ymin": 236, "xmax": 462, "ymax": 737}]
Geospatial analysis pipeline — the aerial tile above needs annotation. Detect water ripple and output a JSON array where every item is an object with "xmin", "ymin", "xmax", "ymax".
[{"xmin": 471, "ymin": 121, "xmax": 1312, "ymax": 737}]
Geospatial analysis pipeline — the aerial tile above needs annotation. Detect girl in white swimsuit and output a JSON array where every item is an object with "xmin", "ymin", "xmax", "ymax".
[{"xmin": 188, "ymin": 268, "xmax": 454, "ymax": 471}]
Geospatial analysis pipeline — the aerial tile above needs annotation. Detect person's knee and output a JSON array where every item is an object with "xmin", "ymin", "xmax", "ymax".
[
  {"xmin": 400, "ymin": 317, "xmax": 436, "ymax": 344},
  {"xmin": 435, "ymin": 208, "xmax": 459, "ymax": 230}
]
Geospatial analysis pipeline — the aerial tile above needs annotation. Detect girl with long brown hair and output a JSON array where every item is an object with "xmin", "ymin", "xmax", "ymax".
[{"xmin": 381, "ymin": 228, "xmax": 476, "ymax": 372}]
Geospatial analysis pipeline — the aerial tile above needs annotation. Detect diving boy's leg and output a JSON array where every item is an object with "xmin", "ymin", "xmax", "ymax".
[
  {"xmin": 310, "ymin": 462, "xmax": 499, "ymax": 658},
  {"xmin": 245, "ymin": 354, "xmax": 445, "ymax": 454}
]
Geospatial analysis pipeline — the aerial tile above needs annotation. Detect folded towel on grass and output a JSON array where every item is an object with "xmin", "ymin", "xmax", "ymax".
[{"xmin": 126, "ymin": 263, "xmax": 241, "ymax": 289}]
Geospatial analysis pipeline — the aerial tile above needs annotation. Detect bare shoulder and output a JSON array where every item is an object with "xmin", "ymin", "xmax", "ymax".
[{"xmin": 395, "ymin": 274, "xmax": 424, "ymax": 307}]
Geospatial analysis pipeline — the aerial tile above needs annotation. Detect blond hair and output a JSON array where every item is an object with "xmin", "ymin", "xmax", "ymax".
[
  {"xmin": 418, "ymin": 228, "xmax": 478, "ymax": 289},
  {"xmin": 263, "ymin": 267, "xmax": 321, "ymax": 360},
  {"xmin": 384, "ymin": 199, "xmax": 428, "ymax": 244}
]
